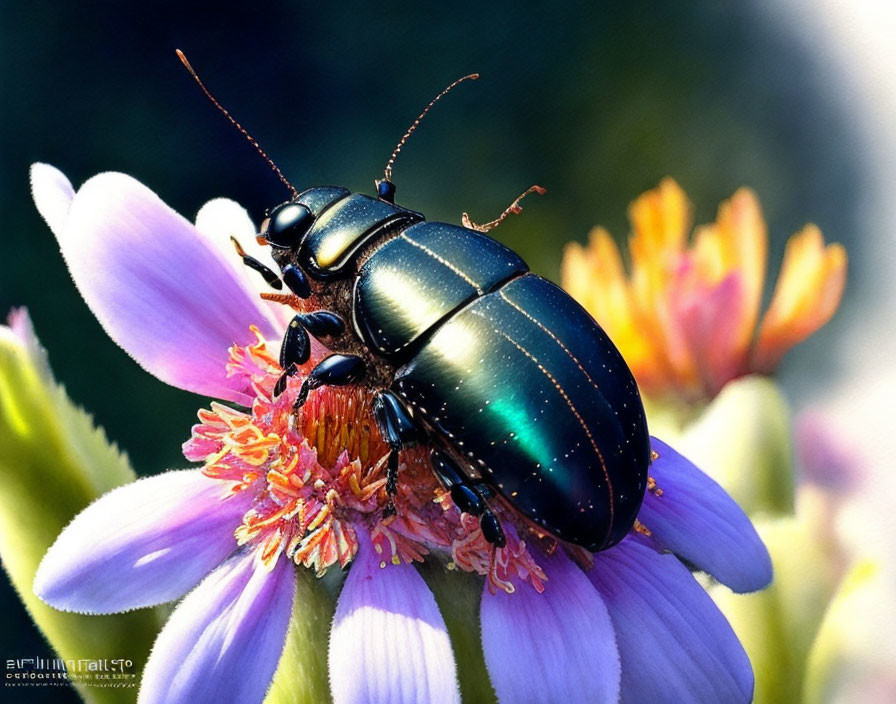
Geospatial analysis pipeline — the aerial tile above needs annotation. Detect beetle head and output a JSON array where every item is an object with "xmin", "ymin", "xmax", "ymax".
[{"xmin": 260, "ymin": 201, "xmax": 313, "ymax": 249}]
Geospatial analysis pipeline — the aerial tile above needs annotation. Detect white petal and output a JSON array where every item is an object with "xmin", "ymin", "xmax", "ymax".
[
  {"xmin": 30, "ymin": 163, "xmax": 75, "ymax": 236},
  {"xmin": 195, "ymin": 197, "xmax": 292, "ymax": 328}
]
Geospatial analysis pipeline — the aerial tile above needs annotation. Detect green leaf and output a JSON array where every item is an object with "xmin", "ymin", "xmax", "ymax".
[
  {"xmin": 710, "ymin": 495, "xmax": 840, "ymax": 704},
  {"xmin": 419, "ymin": 557, "xmax": 496, "ymax": 704},
  {"xmin": 0, "ymin": 310, "xmax": 161, "ymax": 704},
  {"xmin": 672, "ymin": 375, "xmax": 795, "ymax": 516}
]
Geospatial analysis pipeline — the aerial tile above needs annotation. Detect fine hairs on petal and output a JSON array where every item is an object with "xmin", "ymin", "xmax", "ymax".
[
  {"xmin": 329, "ymin": 528, "xmax": 461, "ymax": 704},
  {"xmin": 481, "ymin": 549, "xmax": 621, "ymax": 703},
  {"xmin": 639, "ymin": 437, "xmax": 772, "ymax": 593},
  {"xmin": 34, "ymin": 469, "xmax": 251, "ymax": 614},
  {"xmin": 30, "ymin": 163, "xmax": 75, "ymax": 237},
  {"xmin": 30, "ymin": 165, "xmax": 280, "ymax": 404},
  {"xmin": 589, "ymin": 538, "xmax": 754, "ymax": 703},
  {"xmin": 138, "ymin": 550, "xmax": 295, "ymax": 704}
]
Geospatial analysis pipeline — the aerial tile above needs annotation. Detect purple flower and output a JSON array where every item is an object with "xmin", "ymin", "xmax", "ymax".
[{"xmin": 30, "ymin": 163, "xmax": 772, "ymax": 704}]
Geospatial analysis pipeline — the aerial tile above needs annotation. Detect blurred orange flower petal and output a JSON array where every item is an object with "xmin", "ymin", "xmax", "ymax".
[
  {"xmin": 753, "ymin": 225, "xmax": 847, "ymax": 372},
  {"xmin": 562, "ymin": 228, "xmax": 664, "ymax": 389},
  {"xmin": 562, "ymin": 180, "xmax": 846, "ymax": 403}
]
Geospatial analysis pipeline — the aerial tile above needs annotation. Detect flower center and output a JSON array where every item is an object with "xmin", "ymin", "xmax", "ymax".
[{"xmin": 183, "ymin": 327, "xmax": 550, "ymax": 593}]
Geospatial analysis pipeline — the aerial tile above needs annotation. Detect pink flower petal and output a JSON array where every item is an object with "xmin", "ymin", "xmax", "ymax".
[
  {"xmin": 34, "ymin": 469, "xmax": 251, "ymax": 613},
  {"xmin": 30, "ymin": 164, "xmax": 281, "ymax": 403},
  {"xmin": 138, "ymin": 550, "xmax": 294, "ymax": 704},
  {"xmin": 674, "ymin": 271, "xmax": 748, "ymax": 396},
  {"xmin": 328, "ymin": 528, "xmax": 460, "ymax": 704},
  {"xmin": 481, "ymin": 549, "xmax": 620, "ymax": 703},
  {"xmin": 589, "ymin": 538, "xmax": 753, "ymax": 703}
]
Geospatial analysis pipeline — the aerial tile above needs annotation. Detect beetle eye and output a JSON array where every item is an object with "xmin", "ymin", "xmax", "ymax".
[{"xmin": 263, "ymin": 202, "xmax": 314, "ymax": 248}]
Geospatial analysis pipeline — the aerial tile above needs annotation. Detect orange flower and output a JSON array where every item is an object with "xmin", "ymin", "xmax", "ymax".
[{"xmin": 562, "ymin": 179, "xmax": 847, "ymax": 402}]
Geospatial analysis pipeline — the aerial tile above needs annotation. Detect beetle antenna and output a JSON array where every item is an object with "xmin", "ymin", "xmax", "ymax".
[
  {"xmin": 176, "ymin": 49, "xmax": 299, "ymax": 199},
  {"xmin": 462, "ymin": 185, "xmax": 547, "ymax": 233},
  {"xmin": 378, "ymin": 73, "xmax": 479, "ymax": 201}
]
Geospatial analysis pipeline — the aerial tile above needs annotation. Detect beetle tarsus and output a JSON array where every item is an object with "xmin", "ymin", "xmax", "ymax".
[
  {"xmin": 382, "ymin": 450, "xmax": 400, "ymax": 519},
  {"xmin": 292, "ymin": 379, "xmax": 314, "ymax": 413},
  {"xmin": 291, "ymin": 354, "xmax": 367, "ymax": 413},
  {"xmin": 386, "ymin": 450, "xmax": 399, "ymax": 496},
  {"xmin": 480, "ymin": 510, "xmax": 506, "ymax": 548},
  {"xmin": 273, "ymin": 363, "xmax": 299, "ymax": 398},
  {"xmin": 430, "ymin": 449, "xmax": 505, "ymax": 547}
]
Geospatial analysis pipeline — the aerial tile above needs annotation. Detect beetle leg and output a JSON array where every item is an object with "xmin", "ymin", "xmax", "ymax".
[
  {"xmin": 273, "ymin": 364, "xmax": 299, "ymax": 397},
  {"xmin": 430, "ymin": 449, "xmax": 507, "ymax": 548},
  {"xmin": 374, "ymin": 391, "xmax": 424, "ymax": 517},
  {"xmin": 281, "ymin": 264, "xmax": 311, "ymax": 298},
  {"xmin": 273, "ymin": 312, "xmax": 350, "ymax": 397},
  {"xmin": 273, "ymin": 316, "xmax": 311, "ymax": 397},
  {"xmin": 479, "ymin": 509, "xmax": 507, "ymax": 548},
  {"xmin": 298, "ymin": 310, "xmax": 346, "ymax": 341},
  {"xmin": 292, "ymin": 354, "xmax": 366, "ymax": 412},
  {"xmin": 431, "ymin": 449, "xmax": 484, "ymax": 515},
  {"xmin": 230, "ymin": 236, "xmax": 283, "ymax": 290}
]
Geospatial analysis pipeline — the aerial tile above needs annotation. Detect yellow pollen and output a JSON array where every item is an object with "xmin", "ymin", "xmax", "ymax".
[
  {"xmin": 633, "ymin": 519, "xmax": 652, "ymax": 536},
  {"xmin": 306, "ymin": 505, "xmax": 330, "ymax": 532}
]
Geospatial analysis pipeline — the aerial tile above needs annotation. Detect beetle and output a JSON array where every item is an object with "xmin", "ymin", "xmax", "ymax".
[{"xmin": 178, "ymin": 51, "xmax": 650, "ymax": 552}]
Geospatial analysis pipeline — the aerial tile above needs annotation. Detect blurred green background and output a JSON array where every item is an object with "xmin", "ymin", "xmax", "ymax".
[{"xmin": 1, "ymin": 2, "xmax": 865, "ymax": 702}]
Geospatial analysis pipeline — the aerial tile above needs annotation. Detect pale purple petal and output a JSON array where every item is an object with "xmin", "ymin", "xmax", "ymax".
[
  {"xmin": 328, "ymin": 528, "xmax": 460, "ymax": 704},
  {"xmin": 481, "ymin": 548, "xmax": 620, "ymax": 704},
  {"xmin": 31, "ymin": 166, "xmax": 281, "ymax": 402},
  {"xmin": 138, "ymin": 550, "xmax": 294, "ymax": 704},
  {"xmin": 34, "ymin": 469, "xmax": 251, "ymax": 613},
  {"xmin": 639, "ymin": 437, "xmax": 772, "ymax": 593},
  {"xmin": 194, "ymin": 198, "xmax": 291, "ymax": 329},
  {"xmin": 795, "ymin": 411, "xmax": 864, "ymax": 492},
  {"xmin": 30, "ymin": 163, "xmax": 75, "ymax": 237},
  {"xmin": 589, "ymin": 538, "xmax": 753, "ymax": 704}
]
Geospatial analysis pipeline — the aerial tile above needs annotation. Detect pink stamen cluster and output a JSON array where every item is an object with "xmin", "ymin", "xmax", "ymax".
[{"xmin": 182, "ymin": 327, "xmax": 549, "ymax": 593}]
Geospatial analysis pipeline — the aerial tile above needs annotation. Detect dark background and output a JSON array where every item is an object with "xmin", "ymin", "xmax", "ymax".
[{"xmin": 0, "ymin": 2, "xmax": 864, "ymax": 701}]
